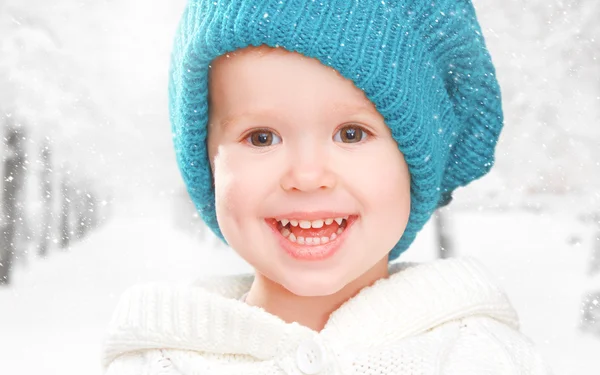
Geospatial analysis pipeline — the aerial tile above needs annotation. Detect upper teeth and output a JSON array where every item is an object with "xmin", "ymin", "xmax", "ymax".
[{"xmin": 278, "ymin": 216, "xmax": 348, "ymax": 228}]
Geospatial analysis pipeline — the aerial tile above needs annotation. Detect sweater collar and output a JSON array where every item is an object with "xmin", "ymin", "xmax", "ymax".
[{"xmin": 102, "ymin": 257, "xmax": 518, "ymax": 366}]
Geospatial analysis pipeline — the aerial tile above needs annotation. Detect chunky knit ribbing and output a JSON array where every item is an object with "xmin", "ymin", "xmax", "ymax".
[
  {"xmin": 168, "ymin": 0, "xmax": 503, "ymax": 260},
  {"xmin": 102, "ymin": 258, "xmax": 551, "ymax": 374}
]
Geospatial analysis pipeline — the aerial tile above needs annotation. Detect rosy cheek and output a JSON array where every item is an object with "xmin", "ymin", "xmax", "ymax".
[{"xmin": 213, "ymin": 150, "xmax": 239, "ymax": 211}]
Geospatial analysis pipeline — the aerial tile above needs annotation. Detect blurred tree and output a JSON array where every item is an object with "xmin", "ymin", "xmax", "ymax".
[
  {"xmin": 434, "ymin": 210, "xmax": 454, "ymax": 259},
  {"xmin": 580, "ymin": 290, "xmax": 600, "ymax": 338},
  {"xmin": 75, "ymin": 184, "xmax": 98, "ymax": 240},
  {"xmin": 471, "ymin": 0, "xmax": 600, "ymax": 201},
  {"xmin": 59, "ymin": 171, "xmax": 72, "ymax": 250},
  {"xmin": 37, "ymin": 137, "xmax": 53, "ymax": 257},
  {"xmin": 75, "ymin": 188, "xmax": 86, "ymax": 240},
  {"xmin": 0, "ymin": 2, "xmax": 116, "ymax": 262},
  {"xmin": 0, "ymin": 120, "xmax": 27, "ymax": 285},
  {"xmin": 581, "ymin": 214, "xmax": 600, "ymax": 338}
]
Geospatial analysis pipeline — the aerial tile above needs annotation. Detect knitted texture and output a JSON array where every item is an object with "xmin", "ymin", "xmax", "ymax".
[
  {"xmin": 168, "ymin": 0, "xmax": 504, "ymax": 260},
  {"xmin": 102, "ymin": 258, "xmax": 550, "ymax": 374}
]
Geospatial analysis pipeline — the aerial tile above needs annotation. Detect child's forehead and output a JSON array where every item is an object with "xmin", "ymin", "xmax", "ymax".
[
  {"xmin": 215, "ymin": 100, "xmax": 382, "ymax": 129},
  {"xmin": 209, "ymin": 47, "xmax": 381, "ymax": 116}
]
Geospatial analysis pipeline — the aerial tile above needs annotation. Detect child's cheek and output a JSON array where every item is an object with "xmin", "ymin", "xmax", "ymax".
[
  {"xmin": 212, "ymin": 148, "xmax": 241, "ymax": 223},
  {"xmin": 362, "ymin": 143, "xmax": 411, "ymax": 239},
  {"xmin": 212, "ymin": 147, "xmax": 269, "ymax": 230}
]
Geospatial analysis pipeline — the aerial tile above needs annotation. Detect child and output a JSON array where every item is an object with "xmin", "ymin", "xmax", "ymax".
[{"xmin": 103, "ymin": 0, "xmax": 551, "ymax": 373}]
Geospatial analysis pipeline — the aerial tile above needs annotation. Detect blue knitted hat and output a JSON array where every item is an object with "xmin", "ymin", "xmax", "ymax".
[{"xmin": 169, "ymin": 0, "xmax": 503, "ymax": 261}]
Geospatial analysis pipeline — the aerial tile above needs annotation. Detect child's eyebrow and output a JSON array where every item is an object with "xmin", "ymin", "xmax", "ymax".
[
  {"xmin": 331, "ymin": 102, "xmax": 382, "ymax": 118},
  {"xmin": 219, "ymin": 109, "xmax": 281, "ymax": 129},
  {"xmin": 218, "ymin": 102, "xmax": 381, "ymax": 129}
]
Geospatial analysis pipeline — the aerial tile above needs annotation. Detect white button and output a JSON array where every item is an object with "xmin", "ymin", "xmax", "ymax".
[{"xmin": 296, "ymin": 339, "xmax": 326, "ymax": 374}]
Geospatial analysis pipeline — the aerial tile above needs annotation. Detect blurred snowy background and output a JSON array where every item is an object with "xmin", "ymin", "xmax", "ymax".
[{"xmin": 0, "ymin": 0, "xmax": 599, "ymax": 374}]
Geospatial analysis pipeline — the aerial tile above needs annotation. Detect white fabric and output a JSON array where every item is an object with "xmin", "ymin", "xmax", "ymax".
[{"xmin": 102, "ymin": 257, "xmax": 551, "ymax": 374}]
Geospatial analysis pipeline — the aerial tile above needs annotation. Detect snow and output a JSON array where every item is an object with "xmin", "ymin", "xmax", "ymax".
[
  {"xmin": 455, "ymin": 210, "xmax": 600, "ymax": 375},
  {"xmin": 1, "ymin": 200, "xmax": 599, "ymax": 374},
  {"xmin": 1, "ymin": 0, "xmax": 599, "ymax": 373},
  {"xmin": 0, "ymin": 200, "xmax": 251, "ymax": 373}
]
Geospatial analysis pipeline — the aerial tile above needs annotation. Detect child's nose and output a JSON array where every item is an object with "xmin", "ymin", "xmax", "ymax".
[{"xmin": 279, "ymin": 147, "xmax": 336, "ymax": 193}]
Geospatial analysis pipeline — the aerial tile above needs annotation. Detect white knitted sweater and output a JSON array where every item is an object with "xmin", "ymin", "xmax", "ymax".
[{"xmin": 102, "ymin": 257, "xmax": 551, "ymax": 374}]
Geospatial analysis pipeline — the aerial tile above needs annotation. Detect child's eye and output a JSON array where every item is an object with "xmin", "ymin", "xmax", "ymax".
[
  {"xmin": 245, "ymin": 129, "xmax": 282, "ymax": 147},
  {"xmin": 333, "ymin": 125, "xmax": 369, "ymax": 143}
]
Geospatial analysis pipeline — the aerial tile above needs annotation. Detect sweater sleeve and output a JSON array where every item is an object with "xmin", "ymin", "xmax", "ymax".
[
  {"xmin": 105, "ymin": 350, "xmax": 184, "ymax": 375},
  {"xmin": 441, "ymin": 316, "xmax": 552, "ymax": 375}
]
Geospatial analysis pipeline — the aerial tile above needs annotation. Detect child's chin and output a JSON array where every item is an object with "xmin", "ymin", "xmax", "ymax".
[{"xmin": 280, "ymin": 276, "xmax": 348, "ymax": 297}]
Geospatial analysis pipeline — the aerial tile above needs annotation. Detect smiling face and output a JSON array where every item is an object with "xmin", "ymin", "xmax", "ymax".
[{"xmin": 207, "ymin": 46, "xmax": 411, "ymax": 297}]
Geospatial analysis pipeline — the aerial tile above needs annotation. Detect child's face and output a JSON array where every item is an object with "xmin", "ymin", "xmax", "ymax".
[{"xmin": 207, "ymin": 47, "xmax": 411, "ymax": 296}]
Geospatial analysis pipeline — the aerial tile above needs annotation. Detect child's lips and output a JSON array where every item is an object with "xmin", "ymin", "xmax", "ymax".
[{"xmin": 264, "ymin": 215, "xmax": 358, "ymax": 261}]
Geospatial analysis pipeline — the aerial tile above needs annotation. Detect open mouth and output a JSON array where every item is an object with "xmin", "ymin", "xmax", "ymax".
[
  {"xmin": 264, "ymin": 215, "xmax": 359, "ymax": 260},
  {"xmin": 273, "ymin": 216, "xmax": 350, "ymax": 245}
]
